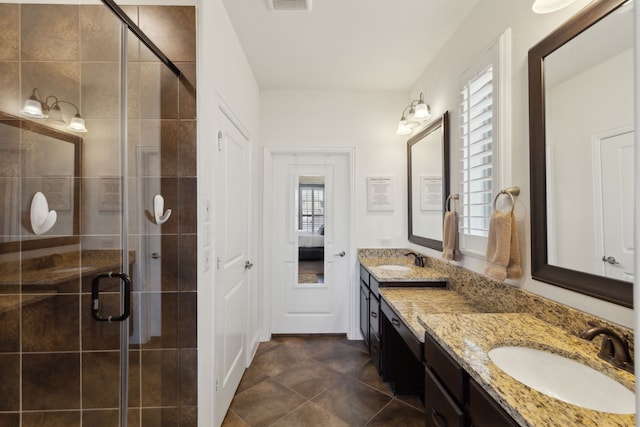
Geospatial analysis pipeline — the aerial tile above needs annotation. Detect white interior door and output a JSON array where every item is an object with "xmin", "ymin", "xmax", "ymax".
[
  {"xmin": 269, "ymin": 152, "xmax": 350, "ymax": 334},
  {"xmin": 214, "ymin": 110, "xmax": 250, "ymax": 426},
  {"xmin": 600, "ymin": 130, "xmax": 634, "ymax": 281}
]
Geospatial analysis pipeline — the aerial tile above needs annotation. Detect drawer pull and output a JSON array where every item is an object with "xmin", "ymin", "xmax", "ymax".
[
  {"xmin": 391, "ymin": 318, "xmax": 401, "ymax": 327},
  {"xmin": 431, "ymin": 409, "xmax": 447, "ymax": 427},
  {"xmin": 370, "ymin": 311, "xmax": 377, "ymax": 318}
]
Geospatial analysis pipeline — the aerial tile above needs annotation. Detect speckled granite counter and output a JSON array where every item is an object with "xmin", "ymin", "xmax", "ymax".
[
  {"xmin": 359, "ymin": 256, "xmax": 449, "ymax": 283},
  {"xmin": 379, "ymin": 288, "xmax": 482, "ymax": 342},
  {"xmin": 418, "ymin": 312, "xmax": 636, "ymax": 427}
]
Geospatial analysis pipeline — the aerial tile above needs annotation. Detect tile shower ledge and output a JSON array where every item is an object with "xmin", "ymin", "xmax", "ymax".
[
  {"xmin": 418, "ymin": 312, "xmax": 636, "ymax": 427},
  {"xmin": 0, "ymin": 250, "xmax": 134, "ymax": 286}
]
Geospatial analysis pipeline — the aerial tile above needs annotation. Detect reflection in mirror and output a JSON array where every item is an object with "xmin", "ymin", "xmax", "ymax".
[
  {"xmin": 408, "ymin": 112, "xmax": 449, "ymax": 250},
  {"xmin": 529, "ymin": 0, "xmax": 633, "ymax": 306},
  {"xmin": 0, "ymin": 112, "xmax": 81, "ymax": 253},
  {"xmin": 297, "ymin": 175, "xmax": 325, "ymax": 284}
]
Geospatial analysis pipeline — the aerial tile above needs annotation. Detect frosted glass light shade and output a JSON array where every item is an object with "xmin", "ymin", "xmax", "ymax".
[
  {"xmin": 396, "ymin": 120, "xmax": 411, "ymax": 135},
  {"xmin": 21, "ymin": 98, "xmax": 45, "ymax": 118},
  {"xmin": 67, "ymin": 115, "xmax": 88, "ymax": 133},
  {"xmin": 532, "ymin": 0, "xmax": 577, "ymax": 13},
  {"xmin": 413, "ymin": 102, "xmax": 431, "ymax": 121}
]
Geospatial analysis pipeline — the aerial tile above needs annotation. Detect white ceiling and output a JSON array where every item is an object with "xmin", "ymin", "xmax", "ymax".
[{"xmin": 222, "ymin": 0, "xmax": 480, "ymax": 91}]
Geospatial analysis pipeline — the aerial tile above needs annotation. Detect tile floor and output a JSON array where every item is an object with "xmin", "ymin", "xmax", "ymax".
[{"xmin": 221, "ymin": 335, "xmax": 425, "ymax": 426}]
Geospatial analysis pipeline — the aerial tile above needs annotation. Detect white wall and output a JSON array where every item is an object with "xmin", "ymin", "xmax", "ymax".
[
  {"xmin": 408, "ymin": 0, "xmax": 633, "ymax": 327},
  {"xmin": 259, "ymin": 89, "xmax": 410, "ymax": 249}
]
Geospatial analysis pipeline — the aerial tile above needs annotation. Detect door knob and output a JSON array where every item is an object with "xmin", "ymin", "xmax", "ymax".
[
  {"xmin": 602, "ymin": 256, "xmax": 620, "ymax": 265},
  {"xmin": 335, "ymin": 251, "xmax": 346, "ymax": 257}
]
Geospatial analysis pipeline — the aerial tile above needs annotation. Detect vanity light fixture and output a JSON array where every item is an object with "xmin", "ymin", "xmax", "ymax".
[
  {"xmin": 21, "ymin": 88, "xmax": 88, "ymax": 133},
  {"xmin": 396, "ymin": 92, "xmax": 431, "ymax": 135},
  {"xmin": 532, "ymin": 0, "xmax": 577, "ymax": 13}
]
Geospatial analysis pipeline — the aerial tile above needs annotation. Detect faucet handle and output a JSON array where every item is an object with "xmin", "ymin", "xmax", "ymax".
[{"xmin": 598, "ymin": 336, "xmax": 615, "ymax": 359}]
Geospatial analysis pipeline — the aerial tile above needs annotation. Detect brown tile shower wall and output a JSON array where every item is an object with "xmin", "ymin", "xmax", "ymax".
[{"xmin": 0, "ymin": 4, "xmax": 197, "ymax": 426}]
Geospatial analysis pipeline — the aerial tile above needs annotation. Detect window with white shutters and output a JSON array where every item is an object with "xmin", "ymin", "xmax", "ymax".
[{"xmin": 459, "ymin": 31, "xmax": 510, "ymax": 256}]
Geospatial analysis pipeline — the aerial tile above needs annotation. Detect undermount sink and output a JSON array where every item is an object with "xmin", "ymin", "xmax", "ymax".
[
  {"xmin": 376, "ymin": 264, "xmax": 412, "ymax": 272},
  {"xmin": 488, "ymin": 346, "xmax": 635, "ymax": 414}
]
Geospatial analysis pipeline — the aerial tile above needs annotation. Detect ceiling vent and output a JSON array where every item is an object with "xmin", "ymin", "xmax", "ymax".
[{"xmin": 267, "ymin": 0, "xmax": 312, "ymax": 11}]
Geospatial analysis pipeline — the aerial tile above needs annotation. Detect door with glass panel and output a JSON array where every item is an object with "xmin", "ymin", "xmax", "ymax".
[{"xmin": 269, "ymin": 152, "xmax": 351, "ymax": 334}]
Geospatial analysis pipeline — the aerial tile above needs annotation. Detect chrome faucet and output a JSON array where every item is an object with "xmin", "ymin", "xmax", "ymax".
[
  {"xmin": 404, "ymin": 251, "xmax": 425, "ymax": 267},
  {"xmin": 579, "ymin": 321, "xmax": 634, "ymax": 374}
]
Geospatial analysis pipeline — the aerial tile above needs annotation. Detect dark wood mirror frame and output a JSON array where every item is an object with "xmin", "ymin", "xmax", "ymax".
[
  {"xmin": 0, "ymin": 112, "xmax": 81, "ymax": 254},
  {"xmin": 408, "ymin": 111, "xmax": 450, "ymax": 250},
  {"xmin": 528, "ymin": 0, "xmax": 632, "ymax": 307}
]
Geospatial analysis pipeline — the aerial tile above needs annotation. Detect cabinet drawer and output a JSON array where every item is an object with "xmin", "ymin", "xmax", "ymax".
[
  {"xmin": 381, "ymin": 299, "xmax": 422, "ymax": 360},
  {"xmin": 425, "ymin": 367, "xmax": 465, "ymax": 427},
  {"xmin": 424, "ymin": 333, "xmax": 465, "ymax": 404},
  {"xmin": 359, "ymin": 265, "xmax": 370, "ymax": 286},
  {"xmin": 467, "ymin": 378, "xmax": 518, "ymax": 427},
  {"xmin": 369, "ymin": 293, "xmax": 380, "ymax": 336}
]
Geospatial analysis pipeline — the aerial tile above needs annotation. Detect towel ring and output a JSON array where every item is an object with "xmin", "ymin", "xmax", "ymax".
[
  {"xmin": 446, "ymin": 194, "xmax": 459, "ymax": 212},
  {"xmin": 493, "ymin": 186, "xmax": 520, "ymax": 213}
]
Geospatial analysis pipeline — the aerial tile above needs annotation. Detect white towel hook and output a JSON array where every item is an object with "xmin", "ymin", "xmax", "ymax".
[
  {"xmin": 30, "ymin": 192, "xmax": 57, "ymax": 235},
  {"xmin": 153, "ymin": 194, "xmax": 172, "ymax": 225}
]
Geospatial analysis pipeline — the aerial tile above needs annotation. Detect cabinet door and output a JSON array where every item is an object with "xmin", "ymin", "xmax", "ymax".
[
  {"xmin": 359, "ymin": 281, "xmax": 370, "ymax": 345},
  {"xmin": 369, "ymin": 325, "xmax": 381, "ymax": 374},
  {"xmin": 425, "ymin": 367, "xmax": 465, "ymax": 427},
  {"xmin": 467, "ymin": 378, "xmax": 518, "ymax": 427}
]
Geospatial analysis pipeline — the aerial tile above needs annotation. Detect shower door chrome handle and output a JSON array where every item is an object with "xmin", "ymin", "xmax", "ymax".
[{"xmin": 91, "ymin": 272, "xmax": 131, "ymax": 322}]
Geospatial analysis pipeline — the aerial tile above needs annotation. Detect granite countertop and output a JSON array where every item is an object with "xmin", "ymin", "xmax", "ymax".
[
  {"xmin": 418, "ymin": 312, "xmax": 636, "ymax": 427},
  {"xmin": 359, "ymin": 256, "xmax": 449, "ymax": 283},
  {"xmin": 378, "ymin": 285, "xmax": 635, "ymax": 426},
  {"xmin": 379, "ymin": 287, "xmax": 482, "ymax": 342}
]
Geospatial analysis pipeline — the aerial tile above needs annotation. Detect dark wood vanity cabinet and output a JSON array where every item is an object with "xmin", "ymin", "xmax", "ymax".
[
  {"xmin": 359, "ymin": 262, "xmax": 446, "ymax": 383},
  {"xmin": 381, "ymin": 298, "xmax": 424, "ymax": 396},
  {"xmin": 424, "ymin": 333, "xmax": 518, "ymax": 427},
  {"xmin": 360, "ymin": 265, "xmax": 382, "ymax": 372}
]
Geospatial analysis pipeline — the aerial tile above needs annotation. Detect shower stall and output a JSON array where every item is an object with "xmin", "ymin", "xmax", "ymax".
[{"xmin": 0, "ymin": 1, "xmax": 197, "ymax": 426}]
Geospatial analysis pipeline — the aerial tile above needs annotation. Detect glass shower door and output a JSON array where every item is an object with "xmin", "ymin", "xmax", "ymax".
[{"xmin": 0, "ymin": 3, "xmax": 193, "ymax": 426}]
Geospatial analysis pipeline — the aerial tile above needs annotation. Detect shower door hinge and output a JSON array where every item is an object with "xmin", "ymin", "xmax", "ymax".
[
  {"xmin": 216, "ymin": 256, "xmax": 221, "ymax": 270},
  {"xmin": 217, "ymin": 131, "xmax": 223, "ymax": 152}
]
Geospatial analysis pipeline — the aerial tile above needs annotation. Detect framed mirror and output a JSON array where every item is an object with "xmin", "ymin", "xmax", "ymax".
[
  {"xmin": 408, "ymin": 111, "xmax": 449, "ymax": 250},
  {"xmin": 529, "ymin": 0, "xmax": 633, "ymax": 307},
  {"xmin": 0, "ymin": 111, "xmax": 81, "ymax": 254}
]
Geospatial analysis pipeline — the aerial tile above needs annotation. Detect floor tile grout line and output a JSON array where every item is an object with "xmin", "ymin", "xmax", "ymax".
[{"xmin": 363, "ymin": 399, "xmax": 395, "ymax": 426}]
